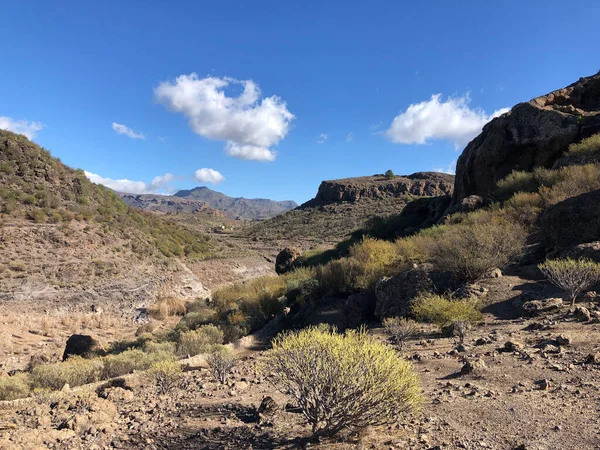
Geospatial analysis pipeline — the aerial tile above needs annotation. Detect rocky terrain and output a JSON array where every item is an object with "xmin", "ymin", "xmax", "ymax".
[
  {"xmin": 4, "ymin": 71, "xmax": 600, "ymax": 450},
  {"xmin": 117, "ymin": 193, "xmax": 225, "ymax": 217},
  {"xmin": 247, "ymin": 172, "xmax": 454, "ymax": 249}
]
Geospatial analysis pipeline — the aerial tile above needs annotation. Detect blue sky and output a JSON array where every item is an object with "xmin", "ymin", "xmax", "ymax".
[{"xmin": 1, "ymin": 1, "xmax": 599, "ymax": 203}]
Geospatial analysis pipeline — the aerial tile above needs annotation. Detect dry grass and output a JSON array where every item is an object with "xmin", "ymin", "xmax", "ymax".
[{"xmin": 148, "ymin": 296, "xmax": 188, "ymax": 320}]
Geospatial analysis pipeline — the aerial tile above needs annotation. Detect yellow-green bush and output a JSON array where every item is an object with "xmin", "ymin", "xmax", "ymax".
[
  {"xmin": 568, "ymin": 133, "xmax": 600, "ymax": 155},
  {"xmin": 383, "ymin": 317, "xmax": 418, "ymax": 351},
  {"xmin": 539, "ymin": 164, "xmax": 600, "ymax": 206},
  {"xmin": 177, "ymin": 325, "xmax": 223, "ymax": 357},
  {"xmin": 349, "ymin": 237, "xmax": 398, "ymax": 289},
  {"xmin": 412, "ymin": 293, "xmax": 482, "ymax": 327},
  {"xmin": 0, "ymin": 373, "xmax": 31, "ymax": 401},
  {"xmin": 538, "ymin": 258, "xmax": 600, "ymax": 306},
  {"xmin": 31, "ymin": 356, "xmax": 103, "ymax": 390},
  {"xmin": 148, "ymin": 296, "xmax": 188, "ymax": 320},
  {"xmin": 206, "ymin": 345, "xmax": 237, "ymax": 384},
  {"xmin": 176, "ymin": 308, "xmax": 217, "ymax": 331},
  {"xmin": 265, "ymin": 326, "xmax": 421, "ymax": 437},
  {"xmin": 502, "ymin": 192, "xmax": 544, "ymax": 229},
  {"xmin": 146, "ymin": 360, "xmax": 182, "ymax": 394},
  {"xmin": 101, "ymin": 348, "xmax": 175, "ymax": 379}
]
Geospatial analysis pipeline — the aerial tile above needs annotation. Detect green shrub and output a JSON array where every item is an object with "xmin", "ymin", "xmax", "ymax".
[
  {"xmin": 412, "ymin": 293, "xmax": 482, "ymax": 328},
  {"xmin": 427, "ymin": 218, "xmax": 526, "ymax": 282},
  {"xmin": 383, "ymin": 317, "xmax": 418, "ymax": 351},
  {"xmin": 568, "ymin": 133, "xmax": 600, "ymax": 155},
  {"xmin": 177, "ymin": 325, "xmax": 223, "ymax": 357},
  {"xmin": 385, "ymin": 169, "xmax": 395, "ymax": 179},
  {"xmin": 176, "ymin": 308, "xmax": 217, "ymax": 331},
  {"xmin": 0, "ymin": 373, "xmax": 31, "ymax": 401},
  {"xmin": 538, "ymin": 258, "xmax": 600, "ymax": 306},
  {"xmin": 540, "ymin": 164, "xmax": 600, "ymax": 206},
  {"xmin": 315, "ymin": 258, "xmax": 362, "ymax": 295},
  {"xmin": 143, "ymin": 340, "xmax": 177, "ymax": 354},
  {"xmin": 502, "ymin": 192, "xmax": 544, "ymax": 229},
  {"xmin": 146, "ymin": 360, "xmax": 182, "ymax": 395},
  {"xmin": 101, "ymin": 349, "xmax": 152, "ymax": 379},
  {"xmin": 31, "ymin": 356, "xmax": 102, "ymax": 390},
  {"xmin": 349, "ymin": 237, "xmax": 398, "ymax": 289},
  {"xmin": 265, "ymin": 327, "xmax": 421, "ymax": 438},
  {"xmin": 206, "ymin": 346, "xmax": 237, "ymax": 384}
]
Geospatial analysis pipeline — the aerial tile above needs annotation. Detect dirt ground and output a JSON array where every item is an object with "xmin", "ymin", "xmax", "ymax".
[{"xmin": 2, "ymin": 270, "xmax": 600, "ymax": 449}]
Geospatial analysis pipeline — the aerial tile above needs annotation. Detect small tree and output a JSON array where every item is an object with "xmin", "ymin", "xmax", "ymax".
[
  {"xmin": 384, "ymin": 169, "xmax": 395, "ymax": 179},
  {"xmin": 538, "ymin": 258, "xmax": 600, "ymax": 306},
  {"xmin": 383, "ymin": 317, "xmax": 418, "ymax": 351},
  {"xmin": 146, "ymin": 360, "xmax": 182, "ymax": 395},
  {"xmin": 265, "ymin": 327, "xmax": 421, "ymax": 438},
  {"xmin": 206, "ymin": 346, "xmax": 236, "ymax": 384}
]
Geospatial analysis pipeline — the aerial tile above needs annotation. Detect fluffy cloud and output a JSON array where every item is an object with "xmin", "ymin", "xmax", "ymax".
[
  {"xmin": 0, "ymin": 116, "xmax": 44, "ymax": 139},
  {"xmin": 433, "ymin": 160, "xmax": 457, "ymax": 175},
  {"xmin": 84, "ymin": 171, "xmax": 173, "ymax": 194},
  {"xmin": 154, "ymin": 74, "xmax": 294, "ymax": 161},
  {"xmin": 112, "ymin": 122, "xmax": 146, "ymax": 140},
  {"xmin": 193, "ymin": 168, "xmax": 225, "ymax": 185},
  {"xmin": 317, "ymin": 133, "xmax": 328, "ymax": 144},
  {"xmin": 385, "ymin": 94, "xmax": 509, "ymax": 148}
]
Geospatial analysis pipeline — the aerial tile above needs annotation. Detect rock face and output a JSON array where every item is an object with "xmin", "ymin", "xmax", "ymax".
[
  {"xmin": 63, "ymin": 334, "xmax": 104, "ymax": 361},
  {"xmin": 393, "ymin": 195, "xmax": 452, "ymax": 236},
  {"xmin": 453, "ymin": 71, "xmax": 600, "ymax": 204},
  {"xmin": 541, "ymin": 189, "xmax": 600, "ymax": 250},
  {"xmin": 275, "ymin": 248, "xmax": 301, "ymax": 274},
  {"xmin": 309, "ymin": 172, "xmax": 454, "ymax": 205}
]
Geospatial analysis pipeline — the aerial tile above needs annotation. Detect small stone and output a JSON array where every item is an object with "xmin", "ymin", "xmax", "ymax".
[
  {"xmin": 504, "ymin": 340, "xmax": 524, "ymax": 352},
  {"xmin": 574, "ymin": 306, "xmax": 592, "ymax": 322},
  {"xmin": 555, "ymin": 334, "xmax": 571, "ymax": 346},
  {"xmin": 585, "ymin": 353, "xmax": 600, "ymax": 364},
  {"xmin": 461, "ymin": 358, "xmax": 487, "ymax": 375},
  {"xmin": 535, "ymin": 379, "xmax": 550, "ymax": 391}
]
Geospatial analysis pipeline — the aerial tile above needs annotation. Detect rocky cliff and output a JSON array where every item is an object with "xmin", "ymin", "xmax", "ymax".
[
  {"xmin": 118, "ymin": 193, "xmax": 225, "ymax": 216},
  {"xmin": 453, "ymin": 71, "xmax": 600, "ymax": 204},
  {"xmin": 307, "ymin": 172, "xmax": 454, "ymax": 205}
]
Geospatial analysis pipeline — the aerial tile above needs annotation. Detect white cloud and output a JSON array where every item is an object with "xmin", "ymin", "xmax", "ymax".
[
  {"xmin": 112, "ymin": 122, "xmax": 146, "ymax": 140},
  {"xmin": 84, "ymin": 171, "xmax": 173, "ymax": 194},
  {"xmin": 385, "ymin": 94, "xmax": 509, "ymax": 149},
  {"xmin": 0, "ymin": 116, "xmax": 44, "ymax": 139},
  {"xmin": 194, "ymin": 168, "xmax": 225, "ymax": 185},
  {"xmin": 317, "ymin": 133, "xmax": 328, "ymax": 144},
  {"xmin": 433, "ymin": 160, "xmax": 457, "ymax": 175},
  {"xmin": 154, "ymin": 73, "xmax": 294, "ymax": 161},
  {"xmin": 345, "ymin": 132, "xmax": 354, "ymax": 143}
]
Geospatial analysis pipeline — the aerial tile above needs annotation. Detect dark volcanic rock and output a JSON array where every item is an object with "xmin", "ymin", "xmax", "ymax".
[
  {"xmin": 541, "ymin": 189, "xmax": 600, "ymax": 250},
  {"xmin": 63, "ymin": 334, "xmax": 104, "ymax": 361},
  {"xmin": 275, "ymin": 247, "xmax": 301, "ymax": 274},
  {"xmin": 308, "ymin": 172, "xmax": 454, "ymax": 205},
  {"xmin": 374, "ymin": 264, "xmax": 456, "ymax": 319},
  {"xmin": 453, "ymin": 71, "xmax": 600, "ymax": 204},
  {"xmin": 394, "ymin": 195, "xmax": 452, "ymax": 235}
]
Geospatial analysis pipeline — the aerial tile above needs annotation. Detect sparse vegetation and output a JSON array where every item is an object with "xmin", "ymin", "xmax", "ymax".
[
  {"xmin": 30, "ymin": 356, "xmax": 103, "ymax": 390},
  {"xmin": 148, "ymin": 296, "xmax": 188, "ymax": 320},
  {"xmin": 206, "ymin": 346, "xmax": 236, "ymax": 384},
  {"xmin": 146, "ymin": 360, "xmax": 182, "ymax": 395},
  {"xmin": 385, "ymin": 169, "xmax": 395, "ymax": 179},
  {"xmin": 383, "ymin": 317, "xmax": 418, "ymax": 350},
  {"xmin": 538, "ymin": 258, "xmax": 600, "ymax": 306},
  {"xmin": 177, "ymin": 325, "xmax": 223, "ymax": 357},
  {"xmin": 412, "ymin": 293, "xmax": 482, "ymax": 330},
  {"xmin": 0, "ymin": 373, "xmax": 30, "ymax": 401},
  {"xmin": 265, "ymin": 326, "xmax": 421, "ymax": 437},
  {"xmin": 568, "ymin": 133, "xmax": 600, "ymax": 156}
]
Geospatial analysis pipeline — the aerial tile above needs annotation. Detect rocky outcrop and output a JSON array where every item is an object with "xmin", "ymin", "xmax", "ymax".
[
  {"xmin": 275, "ymin": 248, "xmax": 301, "ymax": 274},
  {"xmin": 394, "ymin": 195, "xmax": 452, "ymax": 236},
  {"xmin": 374, "ymin": 264, "xmax": 456, "ymax": 319},
  {"xmin": 541, "ymin": 189, "xmax": 600, "ymax": 250},
  {"xmin": 308, "ymin": 172, "xmax": 454, "ymax": 205},
  {"xmin": 63, "ymin": 334, "xmax": 104, "ymax": 361},
  {"xmin": 453, "ymin": 71, "xmax": 600, "ymax": 204}
]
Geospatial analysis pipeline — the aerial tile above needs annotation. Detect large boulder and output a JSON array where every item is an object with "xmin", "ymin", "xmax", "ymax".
[
  {"xmin": 394, "ymin": 195, "xmax": 452, "ymax": 236},
  {"xmin": 275, "ymin": 247, "xmax": 301, "ymax": 274},
  {"xmin": 374, "ymin": 264, "xmax": 455, "ymax": 319},
  {"xmin": 559, "ymin": 241, "xmax": 600, "ymax": 262},
  {"xmin": 62, "ymin": 334, "xmax": 104, "ymax": 361},
  {"xmin": 541, "ymin": 189, "xmax": 600, "ymax": 251},
  {"xmin": 452, "ymin": 71, "xmax": 600, "ymax": 205}
]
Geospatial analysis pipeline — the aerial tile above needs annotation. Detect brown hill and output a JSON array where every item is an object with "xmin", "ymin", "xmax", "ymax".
[{"xmin": 247, "ymin": 172, "xmax": 454, "ymax": 249}]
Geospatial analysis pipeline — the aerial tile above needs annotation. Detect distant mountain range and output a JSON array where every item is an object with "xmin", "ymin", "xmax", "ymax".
[{"xmin": 119, "ymin": 186, "xmax": 298, "ymax": 220}]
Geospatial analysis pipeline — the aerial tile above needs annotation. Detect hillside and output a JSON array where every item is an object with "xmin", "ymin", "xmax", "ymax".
[
  {"xmin": 118, "ymin": 192, "xmax": 225, "ymax": 217},
  {"xmin": 247, "ymin": 172, "xmax": 454, "ymax": 248},
  {"xmin": 174, "ymin": 186, "xmax": 297, "ymax": 220},
  {"xmin": 0, "ymin": 130, "xmax": 270, "ymax": 312}
]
